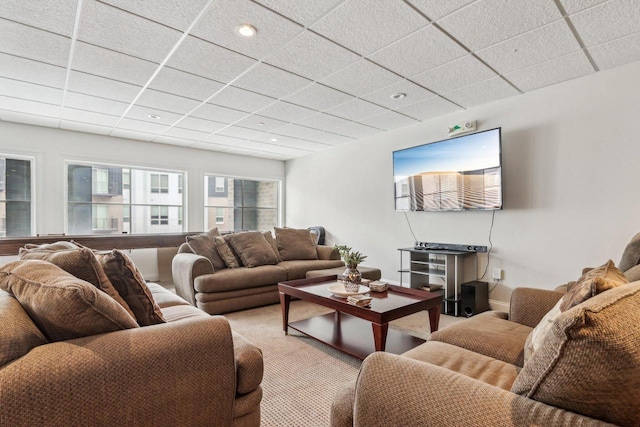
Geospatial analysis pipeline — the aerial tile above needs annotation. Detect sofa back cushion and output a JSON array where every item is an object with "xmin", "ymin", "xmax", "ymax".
[
  {"xmin": 227, "ymin": 231, "xmax": 279, "ymax": 268},
  {"xmin": 186, "ymin": 228, "xmax": 226, "ymax": 271},
  {"xmin": 213, "ymin": 236, "xmax": 240, "ymax": 268},
  {"xmin": 95, "ymin": 250, "xmax": 165, "ymax": 326},
  {"xmin": 274, "ymin": 227, "xmax": 318, "ymax": 261},
  {"xmin": 618, "ymin": 231, "xmax": 640, "ymax": 272},
  {"xmin": 263, "ymin": 231, "xmax": 283, "ymax": 262},
  {"xmin": 0, "ymin": 290, "xmax": 48, "ymax": 366},
  {"xmin": 512, "ymin": 281, "xmax": 640, "ymax": 426},
  {"xmin": 0, "ymin": 260, "xmax": 139, "ymax": 342}
]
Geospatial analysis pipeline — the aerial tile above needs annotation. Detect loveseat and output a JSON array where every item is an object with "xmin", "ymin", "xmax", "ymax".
[
  {"xmin": 332, "ymin": 234, "xmax": 640, "ymax": 427},
  {"xmin": 172, "ymin": 227, "xmax": 344, "ymax": 314},
  {"xmin": 0, "ymin": 243, "xmax": 263, "ymax": 427}
]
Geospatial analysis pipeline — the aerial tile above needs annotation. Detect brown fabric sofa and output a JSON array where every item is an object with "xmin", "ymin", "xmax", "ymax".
[
  {"xmin": 1, "ymin": 257, "xmax": 263, "ymax": 426},
  {"xmin": 172, "ymin": 228, "xmax": 344, "ymax": 314}
]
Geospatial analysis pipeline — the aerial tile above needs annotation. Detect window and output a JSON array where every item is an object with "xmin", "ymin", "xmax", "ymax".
[
  {"xmin": 67, "ymin": 162, "xmax": 184, "ymax": 235},
  {"xmin": 150, "ymin": 173, "xmax": 169, "ymax": 193},
  {"xmin": 178, "ymin": 175, "xmax": 183, "ymax": 194},
  {"xmin": 204, "ymin": 175, "xmax": 279, "ymax": 232},
  {"xmin": 0, "ymin": 156, "xmax": 34, "ymax": 237}
]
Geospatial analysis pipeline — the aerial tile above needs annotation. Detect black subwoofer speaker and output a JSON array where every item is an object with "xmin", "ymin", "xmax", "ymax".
[{"xmin": 461, "ymin": 281, "xmax": 490, "ymax": 317}]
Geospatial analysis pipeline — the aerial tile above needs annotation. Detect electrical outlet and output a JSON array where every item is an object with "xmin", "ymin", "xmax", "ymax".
[{"xmin": 492, "ymin": 268, "xmax": 503, "ymax": 281}]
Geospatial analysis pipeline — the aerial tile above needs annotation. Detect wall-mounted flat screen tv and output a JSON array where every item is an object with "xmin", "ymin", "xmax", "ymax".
[{"xmin": 393, "ymin": 127, "xmax": 502, "ymax": 212}]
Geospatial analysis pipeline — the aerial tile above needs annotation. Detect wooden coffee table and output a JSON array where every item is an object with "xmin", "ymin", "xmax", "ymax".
[{"xmin": 278, "ymin": 275, "xmax": 442, "ymax": 360}]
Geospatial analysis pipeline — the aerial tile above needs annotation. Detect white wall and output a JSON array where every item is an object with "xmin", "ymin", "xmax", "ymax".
[
  {"xmin": 0, "ymin": 123, "xmax": 284, "ymax": 278},
  {"xmin": 285, "ymin": 61, "xmax": 640, "ymax": 306}
]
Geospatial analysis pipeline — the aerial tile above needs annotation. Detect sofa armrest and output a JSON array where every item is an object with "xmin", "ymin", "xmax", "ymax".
[
  {"xmin": 509, "ymin": 287, "xmax": 564, "ymax": 328},
  {"xmin": 347, "ymin": 352, "xmax": 611, "ymax": 427},
  {"xmin": 318, "ymin": 245, "xmax": 341, "ymax": 261},
  {"xmin": 0, "ymin": 316, "xmax": 237, "ymax": 427},
  {"xmin": 172, "ymin": 252, "xmax": 214, "ymax": 305}
]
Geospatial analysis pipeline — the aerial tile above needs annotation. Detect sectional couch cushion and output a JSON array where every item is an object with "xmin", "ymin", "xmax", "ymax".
[
  {"xmin": 559, "ymin": 259, "xmax": 627, "ymax": 311},
  {"xmin": 95, "ymin": 249, "xmax": 165, "ymax": 326},
  {"xmin": 512, "ymin": 281, "xmax": 640, "ymax": 426},
  {"xmin": 0, "ymin": 290, "xmax": 48, "ymax": 366},
  {"xmin": 275, "ymin": 227, "xmax": 318, "ymax": 261},
  {"xmin": 278, "ymin": 260, "xmax": 346, "ymax": 280},
  {"xmin": 227, "ymin": 232, "xmax": 279, "ymax": 268},
  {"xmin": 186, "ymin": 228, "xmax": 226, "ymax": 271},
  {"xmin": 0, "ymin": 260, "xmax": 139, "ymax": 342},
  {"xmin": 195, "ymin": 265, "xmax": 287, "ymax": 293}
]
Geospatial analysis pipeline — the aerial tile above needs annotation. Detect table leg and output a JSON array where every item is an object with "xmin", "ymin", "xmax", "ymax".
[
  {"xmin": 280, "ymin": 292, "xmax": 291, "ymax": 335},
  {"xmin": 372, "ymin": 322, "xmax": 389, "ymax": 352},
  {"xmin": 428, "ymin": 305, "xmax": 441, "ymax": 332}
]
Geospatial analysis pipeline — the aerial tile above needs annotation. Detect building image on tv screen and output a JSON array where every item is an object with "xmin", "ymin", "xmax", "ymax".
[{"xmin": 393, "ymin": 128, "xmax": 502, "ymax": 212}]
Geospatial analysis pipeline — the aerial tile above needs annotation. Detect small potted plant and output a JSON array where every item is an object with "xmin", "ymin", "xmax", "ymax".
[{"xmin": 334, "ymin": 245, "xmax": 367, "ymax": 291}]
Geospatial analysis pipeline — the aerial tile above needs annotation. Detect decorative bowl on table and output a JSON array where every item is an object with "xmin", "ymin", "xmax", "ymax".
[{"xmin": 328, "ymin": 284, "xmax": 370, "ymax": 298}]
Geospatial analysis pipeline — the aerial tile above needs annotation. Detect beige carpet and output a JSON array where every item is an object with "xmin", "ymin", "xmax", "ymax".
[{"xmin": 224, "ymin": 301, "xmax": 464, "ymax": 427}]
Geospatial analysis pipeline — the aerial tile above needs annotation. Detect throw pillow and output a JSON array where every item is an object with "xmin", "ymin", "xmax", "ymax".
[
  {"xmin": 95, "ymin": 249, "xmax": 165, "ymax": 326},
  {"xmin": 0, "ymin": 290, "xmax": 49, "ymax": 366},
  {"xmin": 18, "ymin": 247, "xmax": 135, "ymax": 319},
  {"xmin": 227, "ymin": 231, "xmax": 279, "ymax": 268},
  {"xmin": 522, "ymin": 299, "xmax": 562, "ymax": 363},
  {"xmin": 186, "ymin": 228, "xmax": 226, "ymax": 271},
  {"xmin": 274, "ymin": 227, "xmax": 318, "ymax": 261},
  {"xmin": 559, "ymin": 259, "xmax": 628, "ymax": 311},
  {"xmin": 22, "ymin": 241, "xmax": 79, "ymax": 251},
  {"xmin": 213, "ymin": 236, "xmax": 240, "ymax": 268},
  {"xmin": 0, "ymin": 260, "xmax": 139, "ymax": 342},
  {"xmin": 618, "ymin": 232, "xmax": 640, "ymax": 272},
  {"xmin": 512, "ymin": 282, "xmax": 640, "ymax": 426},
  {"xmin": 262, "ymin": 231, "xmax": 282, "ymax": 262}
]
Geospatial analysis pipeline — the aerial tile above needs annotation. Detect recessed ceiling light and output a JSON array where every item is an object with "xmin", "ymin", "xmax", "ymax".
[
  {"xmin": 235, "ymin": 23, "xmax": 257, "ymax": 38},
  {"xmin": 147, "ymin": 114, "xmax": 161, "ymax": 119},
  {"xmin": 390, "ymin": 93, "xmax": 406, "ymax": 100},
  {"xmin": 258, "ymin": 122, "xmax": 265, "ymax": 126},
  {"xmin": 270, "ymin": 138, "xmax": 278, "ymax": 142}
]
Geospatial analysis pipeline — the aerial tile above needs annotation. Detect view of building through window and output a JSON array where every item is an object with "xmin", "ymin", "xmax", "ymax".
[
  {"xmin": 204, "ymin": 175, "xmax": 279, "ymax": 232},
  {"xmin": 0, "ymin": 156, "xmax": 33, "ymax": 237},
  {"xmin": 67, "ymin": 163, "xmax": 184, "ymax": 235}
]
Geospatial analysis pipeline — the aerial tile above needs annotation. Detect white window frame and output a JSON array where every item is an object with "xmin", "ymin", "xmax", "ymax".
[{"xmin": 0, "ymin": 153, "xmax": 36, "ymax": 237}]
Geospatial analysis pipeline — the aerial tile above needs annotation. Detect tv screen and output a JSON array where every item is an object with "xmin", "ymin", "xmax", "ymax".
[{"xmin": 393, "ymin": 127, "xmax": 502, "ymax": 212}]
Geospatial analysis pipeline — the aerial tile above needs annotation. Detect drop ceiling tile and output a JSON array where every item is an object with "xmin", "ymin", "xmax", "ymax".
[
  {"xmin": 77, "ymin": 1, "xmax": 182, "ymax": 63},
  {"xmin": 283, "ymin": 83, "xmax": 354, "ymax": 111},
  {"xmin": 0, "ymin": 53, "xmax": 66, "ymax": 88},
  {"xmin": 62, "ymin": 108, "xmax": 120, "ymax": 127},
  {"xmin": 191, "ymin": 103, "xmax": 249, "ymax": 123},
  {"xmin": 233, "ymin": 114, "xmax": 287, "ymax": 131},
  {"xmin": 272, "ymin": 123, "xmax": 331, "ymax": 142},
  {"xmin": 210, "ymin": 86, "xmax": 276, "ymax": 112},
  {"xmin": 117, "ymin": 118, "xmax": 170, "ymax": 134},
  {"xmin": 0, "ymin": 78, "xmax": 62, "ymax": 104},
  {"xmin": 61, "ymin": 120, "xmax": 112, "ymax": 135},
  {"xmin": 176, "ymin": 116, "xmax": 227, "ymax": 133},
  {"xmin": 438, "ymin": 0, "xmax": 561, "ymax": 51},
  {"xmin": 251, "ymin": 133, "xmax": 329, "ymax": 151},
  {"xmin": 369, "ymin": 25, "xmax": 467, "ymax": 77},
  {"xmin": 477, "ymin": 20, "xmax": 581, "ymax": 74},
  {"xmin": 324, "ymin": 99, "xmax": 388, "ymax": 121},
  {"xmin": 137, "ymin": 89, "xmax": 201, "ymax": 115},
  {"xmin": 397, "ymin": 96, "xmax": 462, "ymax": 120},
  {"xmin": 445, "ymin": 77, "xmax": 519, "ymax": 108},
  {"xmin": 126, "ymin": 105, "xmax": 183, "ymax": 126},
  {"xmin": 411, "ymin": 55, "xmax": 496, "ymax": 94},
  {"xmin": 296, "ymin": 113, "xmax": 352, "ymax": 131},
  {"xmin": 0, "ymin": 19, "xmax": 71, "ymax": 67},
  {"xmin": 331, "ymin": 121, "xmax": 382, "ymax": 139},
  {"xmin": 149, "ymin": 68, "xmax": 225, "ymax": 101},
  {"xmin": 589, "ymin": 32, "xmax": 640, "ymax": 70},
  {"xmin": 0, "ymin": 110, "xmax": 60, "ymax": 127},
  {"xmin": 163, "ymin": 126, "xmax": 210, "ymax": 141},
  {"xmin": 251, "ymin": 143, "xmax": 312, "ymax": 156},
  {"xmin": 153, "ymin": 135, "xmax": 196, "ymax": 147},
  {"xmin": 321, "ymin": 60, "xmax": 403, "ymax": 97},
  {"xmin": 0, "ymin": 96, "xmax": 60, "ymax": 117},
  {"xmin": 111, "ymin": 128, "xmax": 157, "ymax": 141},
  {"xmin": 362, "ymin": 80, "xmax": 435, "ymax": 109},
  {"xmin": 203, "ymin": 134, "xmax": 247, "ymax": 146},
  {"xmin": 560, "ymin": 0, "xmax": 608, "ymax": 14},
  {"xmin": 311, "ymin": 0, "xmax": 428, "ymax": 56},
  {"xmin": 570, "ymin": 0, "xmax": 640, "ymax": 47},
  {"xmin": 64, "ymin": 92, "xmax": 129, "ymax": 116},
  {"xmin": 193, "ymin": 0, "xmax": 303, "ymax": 60},
  {"xmin": 233, "ymin": 63, "xmax": 312, "ymax": 99},
  {"xmin": 254, "ymin": 0, "xmax": 345, "ymax": 26},
  {"xmin": 307, "ymin": 131, "xmax": 354, "ymax": 145},
  {"xmin": 71, "ymin": 42, "xmax": 157, "ymax": 86},
  {"xmin": 265, "ymin": 30, "xmax": 360, "ymax": 81},
  {"xmin": 1, "ymin": 0, "xmax": 78, "ymax": 36},
  {"xmin": 68, "ymin": 71, "xmax": 141, "ymax": 103},
  {"xmin": 218, "ymin": 126, "xmax": 264, "ymax": 140},
  {"xmin": 100, "ymin": 0, "xmax": 209, "ymax": 31},
  {"xmin": 407, "ymin": 0, "xmax": 477, "ymax": 21},
  {"xmin": 358, "ymin": 111, "xmax": 419, "ymax": 131},
  {"xmin": 189, "ymin": 141, "xmax": 231, "ymax": 152},
  {"xmin": 168, "ymin": 36, "xmax": 257, "ymax": 83},
  {"xmin": 258, "ymin": 101, "xmax": 317, "ymax": 122},
  {"xmin": 506, "ymin": 51, "xmax": 594, "ymax": 92}
]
